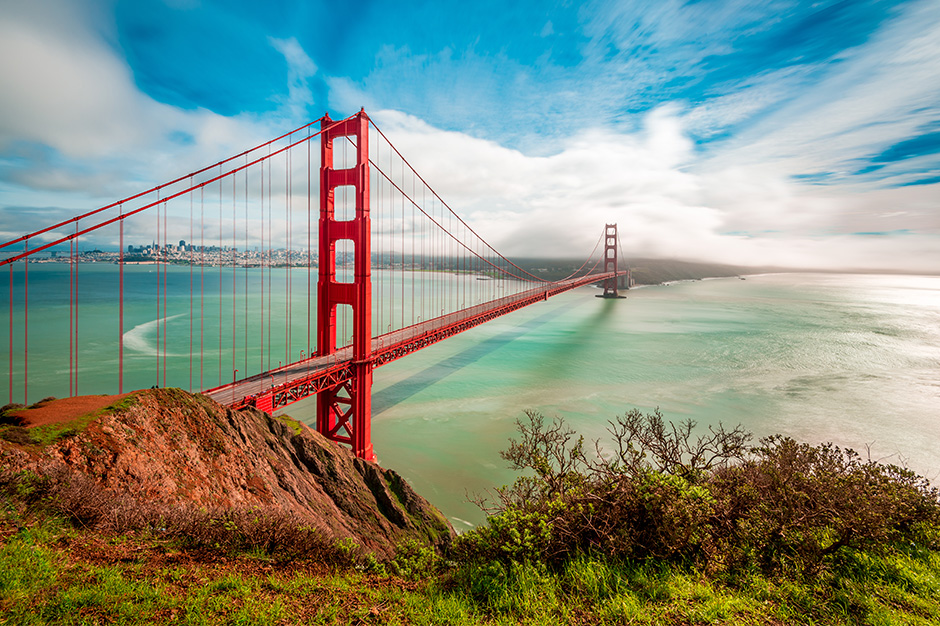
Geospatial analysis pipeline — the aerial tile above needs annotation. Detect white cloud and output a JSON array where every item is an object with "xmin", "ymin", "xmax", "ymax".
[
  {"xmin": 269, "ymin": 37, "xmax": 318, "ymax": 122},
  {"xmin": 0, "ymin": 0, "xmax": 307, "ymax": 202},
  {"xmin": 371, "ymin": 107, "xmax": 939, "ymax": 273},
  {"xmin": 706, "ymin": 0, "xmax": 940, "ymax": 183},
  {"xmin": 0, "ymin": 1, "xmax": 172, "ymax": 159},
  {"xmin": 681, "ymin": 67, "xmax": 807, "ymax": 138}
]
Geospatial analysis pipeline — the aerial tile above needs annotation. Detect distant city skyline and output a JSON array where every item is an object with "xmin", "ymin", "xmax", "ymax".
[{"xmin": 1, "ymin": 0, "xmax": 938, "ymax": 272}]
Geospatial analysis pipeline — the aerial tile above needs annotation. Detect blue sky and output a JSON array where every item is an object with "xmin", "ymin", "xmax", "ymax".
[{"xmin": 1, "ymin": 0, "xmax": 939, "ymax": 270}]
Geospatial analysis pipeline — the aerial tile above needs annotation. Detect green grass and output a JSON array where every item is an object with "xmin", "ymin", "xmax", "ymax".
[
  {"xmin": 2, "ymin": 511, "xmax": 939, "ymax": 626},
  {"xmin": 272, "ymin": 413, "xmax": 305, "ymax": 437},
  {"xmin": 95, "ymin": 393, "xmax": 140, "ymax": 416},
  {"xmin": 26, "ymin": 414, "xmax": 101, "ymax": 447},
  {"xmin": 0, "ymin": 393, "xmax": 140, "ymax": 448}
]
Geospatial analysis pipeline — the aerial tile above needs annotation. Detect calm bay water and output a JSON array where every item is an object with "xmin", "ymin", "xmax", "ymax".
[
  {"xmin": 365, "ymin": 273, "xmax": 940, "ymax": 529},
  {"xmin": 3, "ymin": 267, "xmax": 939, "ymax": 529}
]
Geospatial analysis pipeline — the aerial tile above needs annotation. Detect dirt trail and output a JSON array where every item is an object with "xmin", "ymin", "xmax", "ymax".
[{"xmin": 10, "ymin": 394, "xmax": 129, "ymax": 428}]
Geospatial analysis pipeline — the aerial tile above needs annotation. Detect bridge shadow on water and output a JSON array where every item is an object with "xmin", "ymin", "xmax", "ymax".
[{"xmin": 373, "ymin": 294, "xmax": 622, "ymax": 414}]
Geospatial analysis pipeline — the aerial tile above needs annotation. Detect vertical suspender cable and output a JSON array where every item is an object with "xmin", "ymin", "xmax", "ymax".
[
  {"xmin": 119, "ymin": 207, "xmax": 124, "ymax": 394},
  {"xmin": 450, "ymin": 201, "xmax": 457, "ymax": 311},
  {"xmin": 189, "ymin": 180, "xmax": 194, "ymax": 392},
  {"xmin": 74, "ymin": 223, "xmax": 79, "ymax": 394},
  {"xmin": 398, "ymin": 155, "xmax": 405, "ymax": 328},
  {"xmin": 307, "ymin": 128, "xmax": 311, "ymax": 356},
  {"xmin": 23, "ymin": 239, "xmax": 28, "ymax": 404},
  {"xmin": 218, "ymin": 172, "xmax": 223, "ymax": 386},
  {"xmin": 69, "ymin": 237, "xmax": 73, "ymax": 396},
  {"xmin": 411, "ymin": 167, "xmax": 415, "ymax": 326},
  {"xmin": 200, "ymin": 187, "xmax": 205, "ymax": 391},
  {"xmin": 260, "ymin": 159, "xmax": 265, "ymax": 375},
  {"xmin": 7, "ymin": 264, "xmax": 12, "ymax": 403},
  {"xmin": 286, "ymin": 139, "xmax": 291, "ymax": 364},
  {"xmin": 232, "ymin": 174, "xmax": 237, "ymax": 384},
  {"xmin": 306, "ymin": 126, "xmax": 312, "ymax": 356},
  {"xmin": 155, "ymin": 200, "xmax": 160, "ymax": 387},
  {"xmin": 435, "ymin": 197, "xmax": 439, "ymax": 313},
  {"xmin": 421, "ymin": 186, "xmax": 425, "ymax": 321},
  {"xmin": 267, "ymin": 148, "xmax": 272, "ymax": 369},
  {"xmin": 244, "ymin": 159, "xmax": 248, "ymax": 377},
  {"xmin": 385, "ymin": 133, "xmax": 390, "ymax": 332},
  {"xmin": 163, "ymin": 201, "xmax": 167, "ymax": 388}
]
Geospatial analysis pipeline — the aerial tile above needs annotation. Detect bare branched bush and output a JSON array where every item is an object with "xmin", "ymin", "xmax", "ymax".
[
  {"xmin": 489, "ymin": 411, "xmax": 588, "ymax": 511},
  {"xmin": 603, "ymin": 408, "xmax": 750, "ymax": 479}
]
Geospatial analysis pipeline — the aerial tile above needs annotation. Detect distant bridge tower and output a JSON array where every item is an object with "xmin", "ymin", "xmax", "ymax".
[
  {"xmin": 599, "ymin": 223, "xmax": 625, "ymax": 299},
  {"xmin": 317, "ymin": 110, "xmax": 375, "ymax": 461}
]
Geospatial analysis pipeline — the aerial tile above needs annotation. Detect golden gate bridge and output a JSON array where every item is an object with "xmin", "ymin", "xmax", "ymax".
[{"xmin": 0, "ymin": 109, "xmax": 625, "ymax": 461}]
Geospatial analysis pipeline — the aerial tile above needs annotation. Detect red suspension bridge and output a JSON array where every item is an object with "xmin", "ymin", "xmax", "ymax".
[{"xmin": 0, "ymin": 110, "xmax": 626, "ymax": 461}]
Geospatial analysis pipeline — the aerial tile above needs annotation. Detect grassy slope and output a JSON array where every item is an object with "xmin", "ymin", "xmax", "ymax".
[{"xmin": 2, "ymin": 506, "xmax": 939, "ymax": 625}]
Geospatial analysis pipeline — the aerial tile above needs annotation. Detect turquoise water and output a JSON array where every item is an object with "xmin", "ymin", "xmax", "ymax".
[
  {"xmin": 3, "ymin": 268, "xmax": 939, "ymax": 529},
  {"xmin": 364, "ymin": 273, "xmax": 940, "ymax": 529},
  {"xmin": 1, "ymin": 264, "xmax": 508, "ymax": 397}
]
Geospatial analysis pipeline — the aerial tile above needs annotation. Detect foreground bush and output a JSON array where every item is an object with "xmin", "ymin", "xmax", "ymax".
[
  {"xmin": 710, "ymin": 436, "xmax": 940, "ymax": 575},
  {"xmin": 455, "ymin": 409, "xmax": 940, "ymax": 577}
]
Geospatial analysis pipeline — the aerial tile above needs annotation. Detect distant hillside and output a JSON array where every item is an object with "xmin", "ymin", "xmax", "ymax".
[
  {"xmin": 625, "ymin": 257, "xmax": 758, "ymax": 285},
  {"xmin": 513, "ymin": 256, "xmax": 771, "ymax": 285},
  {"xmin": 0, "ymin": 389, "xmax": 453, "ymax": 557}
]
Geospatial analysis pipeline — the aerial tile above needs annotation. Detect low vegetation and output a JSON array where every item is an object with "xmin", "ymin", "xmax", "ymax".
[
  {"xmin": 1, "ymin": 395, "xmax": 138, "ymax": 447},
  {"xmin": 2, "ymin": 409, "xmax": 939, "ymax": 625}
]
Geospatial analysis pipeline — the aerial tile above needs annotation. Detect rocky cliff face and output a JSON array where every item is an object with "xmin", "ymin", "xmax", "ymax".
[{"xmin": 0, "ymin": 389, "xmax": 453, "ymax": 556}]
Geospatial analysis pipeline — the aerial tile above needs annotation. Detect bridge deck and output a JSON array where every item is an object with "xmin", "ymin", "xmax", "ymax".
[{"xmin": 204, "ymin": 271, "xmax": 618, "ymax": 410}]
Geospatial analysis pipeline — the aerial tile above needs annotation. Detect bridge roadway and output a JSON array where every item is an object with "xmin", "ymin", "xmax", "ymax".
[{"xmin": 204, "ymin": 271, "xmax": 619, "ymax": 412}]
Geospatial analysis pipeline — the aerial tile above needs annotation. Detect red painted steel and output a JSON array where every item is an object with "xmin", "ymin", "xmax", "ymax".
[
  {"xmin": 316, "ymin": 110, "xmax": 374, "ymax": 461},
  {"xmin": 23, "ymin": 239, "xmax": 28, "ymax": 403},
  {"xmin": 8, "ymin": 265, "xmax": 12, "ymax": 403},
  {"xmin": 119, "ymin": 218, "xmax": 124, "ymax": 393},
  {"xmin": 601, "ymin": 223, "xmax": 622, "ymax": 298},
  {"xmin": 204, "ymin": 270, "xmax": 616, "ymax": 414}
]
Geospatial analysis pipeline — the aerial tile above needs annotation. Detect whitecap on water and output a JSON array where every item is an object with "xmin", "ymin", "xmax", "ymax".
[{"xmin": 122, "ymin": 314, "xmax": 184, "ymax": 356}]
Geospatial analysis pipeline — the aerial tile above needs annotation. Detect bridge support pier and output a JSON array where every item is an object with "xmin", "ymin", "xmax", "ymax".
[
  {"xmin": 598, "ymin": 223, "xmax": 626, "ymax": 299},
  {"xmin": 316, "ymin": 110, "xmax": 375, "ymax": 461}
]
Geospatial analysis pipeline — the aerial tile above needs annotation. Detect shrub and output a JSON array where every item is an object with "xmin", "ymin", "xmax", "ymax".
[
  {"xmin": 709, "ymin": 436, "xmax": 940, "ymax": 575},
  {"xmin": 0, "ymin": 427, "xmax": 35, "ymax": 445},
  {"xmin": 0, "ymin": 404, "xmax": 26, "ymax": 427},
  {"xmin": 453, "ymin": 504, "xmax": 556, "ymax": 564},
  {"xmin": 390, "ymin": 538, "xmax": 442, "ymax": 580},
  {"xmin": 458, "ymin": 410, "xmax": 940, "ymax": 578}
]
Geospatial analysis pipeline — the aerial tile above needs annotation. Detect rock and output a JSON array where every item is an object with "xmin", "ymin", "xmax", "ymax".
[{"xmin": 0, "ymin": 388, "xmax": 453, "ymax": 556}]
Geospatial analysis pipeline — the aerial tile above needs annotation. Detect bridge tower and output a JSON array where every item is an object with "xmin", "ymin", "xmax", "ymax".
[
  {"xmin": 599, "ymin": 223, "xmax": 625, "ymax": 299},
  {"xmin": 317, "ymin": 110, "xmax": 375, "ymax": 461}
]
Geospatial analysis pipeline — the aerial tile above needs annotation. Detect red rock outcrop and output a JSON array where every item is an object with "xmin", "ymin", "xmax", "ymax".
[{"xmin": 0, "ymin": 388, "xmax": 453, "ymax": 556}]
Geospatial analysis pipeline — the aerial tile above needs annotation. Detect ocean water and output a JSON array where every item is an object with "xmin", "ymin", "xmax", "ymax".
[
  {"xmin": 3, "ymin": 267, "xmax": 939, "ymax": 529},
  {"xmin": 363, "ymin": 273, "xmax": 940, "ymax": 529}
]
